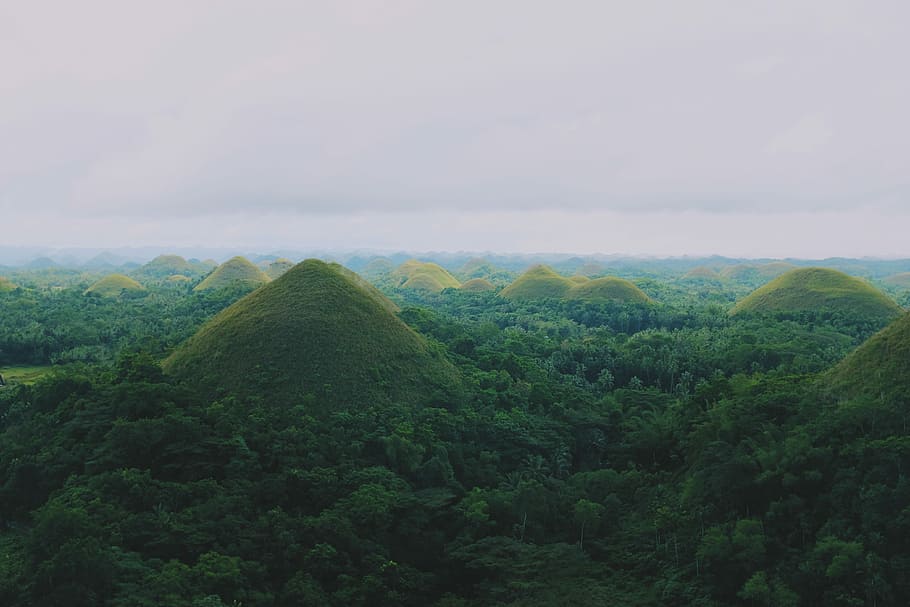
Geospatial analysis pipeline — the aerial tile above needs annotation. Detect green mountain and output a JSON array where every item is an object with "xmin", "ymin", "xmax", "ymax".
[
  {"xmin": 193, "ymin": 256, "xmax": 271, "ymax": 292},
  {"xmin": 501, "ymin": 265, "xmax": 651, "ymax": 303},
  {"xmin": 164, "ymin": 259, "xmax": 462, "ymax": 406},
  {"xmin": 731, "ymin": 268, "xmax": 901, "ymax": 322},
  {"xmin": 394, "ymin": 260, "xmax": 461, "ymax": 292},
  {"xmin": 458, "ymin": 278, "xmax": 496, "ymax": 292},
  {"xmin": 828, "ymin": 312, "xmax": 910, "ymax": 403},
  {"xmin": 568, "ymin": 277, "xmax": 652, "ymax": 303},
  {"xmin": 499, "ymin": 265, "xmax": 573, "ymax": 300},
  {"xmin": 84, "ymin": 274, "xmax": 146, "ymax": 297},
  {"xmin": 0, "ymin": 277, "xmax": 16, "ymax": 292}
]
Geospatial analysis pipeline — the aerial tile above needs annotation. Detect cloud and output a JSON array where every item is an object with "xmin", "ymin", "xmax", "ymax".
[{"xmin": 1, "ymin": 0, "xmax": 908, "ymax": 225}]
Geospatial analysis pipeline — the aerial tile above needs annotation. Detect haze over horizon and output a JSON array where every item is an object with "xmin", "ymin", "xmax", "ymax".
[{"xmin": 3, "ymin": 1, "xmax": 908, "ymax": 257}]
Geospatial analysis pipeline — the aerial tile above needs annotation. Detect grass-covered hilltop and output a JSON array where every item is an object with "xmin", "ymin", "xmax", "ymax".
[
  {"xmin": 501, "ymin": 264, "xmax": 651, "ymax": 303},
  {"xmin": 193, "ymin": 256, "xmax": 271, "ymax": 292},
  {"xmin": 392, "ymin": 259, "xmax": 461, "ymax": 292},
  {"xmin": 731, "ymin": 267, "xmax": 901, "ymax": 323},
  {"xmin": 84, "ymin": 273, "xmax": 146, "ymax": 297},
  {"xmin": 4, "ymin": 250, "xmax": 910, "ymax": 606},
  {"xmin": 165, "ymin": 259, "xmax": 461, "ymax": 407},
  {"xmin": 828, "ymin": 312, "xmax": 910, "ymax": 402}
]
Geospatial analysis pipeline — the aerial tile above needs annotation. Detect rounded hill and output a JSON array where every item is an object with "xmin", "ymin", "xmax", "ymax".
[
  {"xmin": 459, "ymin": 278, "xmax": 496, "ymax": 292},
  {"xmin": 194, "ymin": 257, "xmax": 271, "ymax": 292},
  {"xmin": 0, "ymin": 277, "xmax": 16, "ymax": 292},
  {"xmin": 84, "ymin": 274, "xmax": 146, "ymax": 297},
  {"xmin": 567, "ymin": 277, "xmax": 652, "ymax": 303},
  {"xmin": 827, "ymin": 313, "xmax": 910, "ymax": 403},
  {"xmin": 394, "ymin": 260, "xmax": 461, "ymax": 292},
  {"xmin": 501, "ymin": 266, "xmax": 651, "ymax": 304},
  {"xmin": 500, "ymin": 265, "xmax": 572, "ymax": 300},
  {"xmin": 164, "ymin": 260, "xmax": 462, "ymax": 407},
  {"xmin": 730, "ymin": 268, "xmax": 901, "ymax": 322}
]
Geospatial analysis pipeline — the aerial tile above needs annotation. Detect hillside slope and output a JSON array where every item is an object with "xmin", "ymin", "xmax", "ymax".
[
  {"xmin": 731, "ymin": 268, "xmax": 901, "ymax": 323},
  {"xmin": 165, "ymin": 260, "xmax": 461, "ymax": 406}
]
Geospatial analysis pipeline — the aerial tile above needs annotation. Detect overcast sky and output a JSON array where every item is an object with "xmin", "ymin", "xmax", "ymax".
[{"xmin": 2, "ymin": 1, "xmax": 908, "ymax": 257}]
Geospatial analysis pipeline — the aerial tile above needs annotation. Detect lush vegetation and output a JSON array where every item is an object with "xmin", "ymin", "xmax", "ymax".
[{"xmin": 1, "ymin": 255, "xmax": 909, "ymax": 606}]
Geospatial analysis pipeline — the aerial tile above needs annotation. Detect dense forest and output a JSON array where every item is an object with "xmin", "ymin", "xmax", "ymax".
[{"xmin": 1, "ymin": 254, "xmax": 909, "ymax": 606}]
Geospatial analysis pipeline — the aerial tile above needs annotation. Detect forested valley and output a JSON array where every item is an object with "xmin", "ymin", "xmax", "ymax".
[{"xmin": 1, "ymin": 254, "xmax": 909, "ymax": 606}]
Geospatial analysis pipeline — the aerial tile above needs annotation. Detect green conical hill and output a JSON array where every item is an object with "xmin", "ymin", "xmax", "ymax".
[
  {"xmin": 459, "ymin": 278, "xmax": 496, "ymax": 292},
  {"xmin": 164, "ymin": 260, "xmax": 461, "ymax": 407},
  {"xmin": 567, "ymin": 277, "xmax": 652, "ymax": 303},
  {"xmin": 265, "ymin": 258, "xmax": 295, "ymax": 279},
  {"xmin": 394, "ymin": 260, "xmax": 460, "ymax": 292},
  {"xmin": 194, "ymin": 257, "xmax": 271, "ymax": 292},
  {"xmin": 827, "ymin": 313, "xmax": 910, "ymax": 403},
  {"xmin": 568, "ymin": 275, "xmax": 591, "ymax": 284},
  {"xmin": 883, "ymin": 273, "xmax": 910, "ymax": 290},
  {"xmin": 0, "ymin": 277, "xmax": 16, "ymax": 292},
  {"xmin": 166, "ymin": 274, "xmax": 192, "ymax": 284},
  {"xmin": 84, "ymin": 274, "xmax": 146, "ymax": 297},
  {"xmin": 500, "ymin": 265, "xmax": 572, "ymax": 300},
  {"xmin": 731, "ymin": 268, "xmax": 901, "ymax": 322}
]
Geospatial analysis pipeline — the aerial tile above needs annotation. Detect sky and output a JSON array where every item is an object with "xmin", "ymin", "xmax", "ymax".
[{"xmin": 2, "ymin": 1, "xmax": 909, "ymax": 257}]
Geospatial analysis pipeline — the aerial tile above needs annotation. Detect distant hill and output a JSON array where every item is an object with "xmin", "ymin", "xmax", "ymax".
[
  {"xmin": 84, "ymin": 274, "xmax": 146, "ymax": 297},
  {"xmin": 568, "ymin": 277, "xmax": 652, "ymax": 303},
  {"xmin": 501, "ymin": 265, "xmax": 651, "ymax": 303},
  {"xmin": 731, "ymin": 268, "xmax": 901, "ymax": 322},
  {"xmin": 827, "ymin": 313, "xmax": 910, "ymax": 403},
  {"xmin": 500, "ymin": 265, "xmax": 573, "ymax": 300},
  {"xmin": 683, "ymin": 266, "xmax": 722, "ymax": 280},
  {"xmin": 132, "ymin": 254, "xmax": 213, "ymax": 282},
  {"xmin": 362, "ymin": 257, "xmax": 395, "ymax": 278},
  {"xmin": 394, "ymin": 260, "xmax": 461, "ymax": 292},
  {"xmin": 459, "ymin": 278, "xmax": 496, "ymax": 292},
  {"xmin": 194, "ymin": 257, "xmax": 271, "ymax": 292},
  {"xmin": 721, "ymin": 262, "xmax": 797, "ymax": 281},
  {"xmin": 883, "ymin": 273, "xmax": 910, "ymax": 290},
  {"xmin": 164, "ymin": 259, "xmax": 462, "ymax": 407},
  {"xmin": 0, "ymin": 277, "xmax": 17, "ymax": 292},
  {"xmin": 264, "ymin": 258, "xmax": 295, "ymax": 279}
]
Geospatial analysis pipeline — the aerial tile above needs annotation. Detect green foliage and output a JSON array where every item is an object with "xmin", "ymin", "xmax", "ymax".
[{"xmin": 3, "ymin": 255, "xmax": 910, "ymax": 606}]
